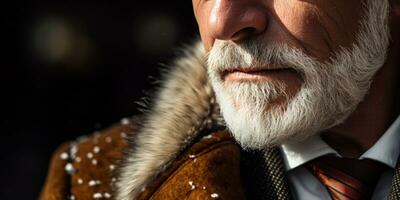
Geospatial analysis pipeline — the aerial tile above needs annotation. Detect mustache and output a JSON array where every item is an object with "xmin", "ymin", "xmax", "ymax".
[{"xmin": 206, "ymin": 38, "xmax": 317, "ymax": 77}]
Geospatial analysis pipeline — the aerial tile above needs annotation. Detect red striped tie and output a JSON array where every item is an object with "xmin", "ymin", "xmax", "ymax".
[{"xmin": 307, "ymin": 156, "xmax": 387, "ymax": 200}]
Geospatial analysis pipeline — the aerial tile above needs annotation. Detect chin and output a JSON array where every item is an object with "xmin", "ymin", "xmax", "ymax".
[{"xmin": 212, "ymin": 76, "xmax": 362, "ymax": 150}]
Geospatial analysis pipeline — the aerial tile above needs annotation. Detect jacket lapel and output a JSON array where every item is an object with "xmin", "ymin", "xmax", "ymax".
[
  {"xmin": 389, "ymin": 160, "xmax": 400, "ymax": 200},
  {"xmin": 241, "ymin": 147, "xmax": 292, "ymax": 200}
]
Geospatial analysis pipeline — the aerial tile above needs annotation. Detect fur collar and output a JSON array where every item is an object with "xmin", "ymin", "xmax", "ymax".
[{"xmin": 116, "ymin": 41, "xmax": 222, "ymax": 200}]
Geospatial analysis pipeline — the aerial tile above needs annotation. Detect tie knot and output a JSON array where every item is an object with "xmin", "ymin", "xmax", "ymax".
[{"xmin": 307, "ymin": 156, "xmax": 388, "ymax": 200}]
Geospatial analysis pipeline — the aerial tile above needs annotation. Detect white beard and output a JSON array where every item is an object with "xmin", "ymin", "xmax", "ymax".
[{"xmin": 207, "ymin": 0, "xmax": 390, "ymax": 149}]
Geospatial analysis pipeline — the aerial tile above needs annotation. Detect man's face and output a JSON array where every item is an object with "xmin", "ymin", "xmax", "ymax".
[{"xmin": 193, "ymin": 0, "xmax": 390, "ymax": 149}]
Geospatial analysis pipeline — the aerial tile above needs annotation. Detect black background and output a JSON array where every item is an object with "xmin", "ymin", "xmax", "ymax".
[{"xmin": 1, "ymin": 1, "xmax": 198, "ymax": 199}]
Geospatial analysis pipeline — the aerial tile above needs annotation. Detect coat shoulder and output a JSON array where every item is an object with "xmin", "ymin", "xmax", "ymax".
[
  {"xmin": 136, "ymin": 129, "xmax": 246, "ymax": 200},
  {"xmin": 39, "ymin": 118, "xmax": 137, "ymax": 200}
]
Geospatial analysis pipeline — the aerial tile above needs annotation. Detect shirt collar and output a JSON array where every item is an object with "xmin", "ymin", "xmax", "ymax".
[
  {"xmin": 280, "ymin": 115, "xmax": 400, "ymax": 171},
  {"xmin": 360, "ymin": 115, "xmax": 400, "ymax": 168}
]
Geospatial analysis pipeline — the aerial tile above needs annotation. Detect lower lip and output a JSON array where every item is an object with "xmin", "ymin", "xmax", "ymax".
[{"xmin": 224, "ymin": 69, "xmax": 300, "ymax": 82}]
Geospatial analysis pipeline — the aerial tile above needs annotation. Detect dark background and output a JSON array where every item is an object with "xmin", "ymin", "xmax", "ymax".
[{"xmin": 1, "ymin": 1, "xmax": 198, "ymax": 199}]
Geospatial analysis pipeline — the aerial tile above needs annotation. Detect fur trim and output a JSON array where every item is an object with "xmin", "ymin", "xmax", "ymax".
[{"xmin": 116, "ymin": 41, "xmax": 221, "ymax": 200}]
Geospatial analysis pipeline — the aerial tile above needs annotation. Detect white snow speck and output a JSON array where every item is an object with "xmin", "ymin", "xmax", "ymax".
[
  {"xmin": 92, "ymin": 159, "xmax": 98, "ymax": 165},
  {"xmin": 93, "ymin": 193, "xmax": 103, "ymax": 199},
  {"xmin": 65, "ymin": 163, "xmax": 75, "ymax": 174},
  {"xmin": 105, "ymin": 137, "xmax": 112, "ymax": 143},
  {"xmin": 189, "ymin": 155, "xmax": 196, "ymax": 159},
  {"xmin": 109, "ymin": 164, "xmax": 115, "ymax": 171},
  {"xmin": 202, "ymin": 135, "xmax": 213, "ymax": 140},
  {"xmin": 104, "ymin": 192, "xmax": 112, "ymax": 199},
  {"xmin": 121, "ymin": 118, "xmax": 130, "ymax": 125},
  {"xmin": 60, "ymin": 152, "xmax": 69, "ymax": 160},
  {"xmin": 202, "ymin": 186, "xmax": 207, "ymax": 190},
  {"xmin": 87, "ymin": 152, "xmax": 94, "ymax": 159},
  {"xmin": 211, "ymin": 193, "xmax": 219, "ymax": 198},
  {"xmin": 88, "ymin": 180, "xmax": 97, "ymax": 186},
  {"xmin": 120, "ymin": 132, "xmax": 127, "ymax": 138},
  {"xmin": 188, "ymin": 181, "xmax": 196, "ymax": 190},
  {"xmin": 93, "ymin": 146, "xmax": 100, "ymax": 153},
  {"xmin": 75, "ymin": 156, "xmax": 81, "ymax": 163},
  {"xmin": 77, "ymin": 178, "xmax": 83, "ymax": 184}
]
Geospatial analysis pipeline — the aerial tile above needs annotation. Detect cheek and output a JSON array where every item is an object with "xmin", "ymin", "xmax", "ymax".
[
  {"xmin": 272, "ymin": 1, "xmax": 363, "ymax": 62},
  {"xmin": 273, "ymin": 2, "xmax": 332, "ymax": 60}
]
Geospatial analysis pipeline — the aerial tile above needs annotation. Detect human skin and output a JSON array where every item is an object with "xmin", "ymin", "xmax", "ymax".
[{"xmin": 193, "ymin": 0, "xmax": 400, "ymax": 157}]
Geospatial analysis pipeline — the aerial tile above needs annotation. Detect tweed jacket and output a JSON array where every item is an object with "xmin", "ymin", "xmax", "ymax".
[{"xmin": 39, "ymin": 42, "xmax": 400, "ymax": 200}]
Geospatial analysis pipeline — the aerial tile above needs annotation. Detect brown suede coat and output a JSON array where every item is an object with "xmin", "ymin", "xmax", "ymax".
[
  {"xmin": 38, "ymin": 119, "xmax": 400, "ymax": 200},
  {"xmin": 39, "ymin": 120, "xmax": 247, "ymax": 200}
]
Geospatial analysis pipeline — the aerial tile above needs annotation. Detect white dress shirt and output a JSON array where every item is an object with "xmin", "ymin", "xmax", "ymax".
[{"xmin": 280, "ymin": 115, "xmax": 400, "ymax": 200}]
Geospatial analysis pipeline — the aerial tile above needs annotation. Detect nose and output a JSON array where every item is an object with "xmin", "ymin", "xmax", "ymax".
[{"xmin": 208, "ymin": 0, "xmax": 268, "ymax": 42}]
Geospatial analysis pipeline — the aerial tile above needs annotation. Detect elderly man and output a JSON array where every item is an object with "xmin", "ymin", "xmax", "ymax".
[{"xmin": 40, "ymin": 0, "xmax": 400, "ymax": 199}]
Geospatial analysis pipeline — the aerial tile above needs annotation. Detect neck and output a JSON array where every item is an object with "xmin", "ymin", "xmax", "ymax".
[{"xmin": 322, "ymin": 45, "xmax": 400, "ymax": 158}]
